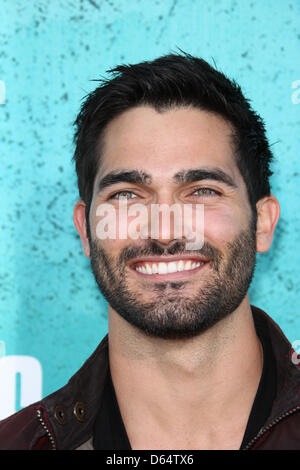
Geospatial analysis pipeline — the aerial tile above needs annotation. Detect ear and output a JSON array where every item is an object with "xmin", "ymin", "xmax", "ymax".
[
  {"xmin": 256, "ymin": 195, "xmax": 280, "ymax": 253},
  {"xmin": 73, "ymin": 200, "xmax": 91, "ymax": 258}
]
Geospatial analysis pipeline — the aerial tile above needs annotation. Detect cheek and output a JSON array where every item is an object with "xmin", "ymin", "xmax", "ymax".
[
  {"xmin": 92, "ymin": 235, "xmax": 129, "ymax": 266},
  {"xmin": 203, "ymin": 208, "xmax": 242, "ymax": 246},
  {"xmin": 91, "ymin": 208, "xmax": 139, "ymax": 259},
  {"xmin": 93, "ymin": 205, "xmax": 145, "ymax": 245}
]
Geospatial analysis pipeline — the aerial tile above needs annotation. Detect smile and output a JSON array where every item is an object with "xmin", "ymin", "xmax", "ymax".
[{"xmin": 129, "ymin": 257, "xmax": 209, "ymax": 277}]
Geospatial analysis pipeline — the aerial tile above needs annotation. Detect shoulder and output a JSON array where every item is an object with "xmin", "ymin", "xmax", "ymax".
[
  {"xmin": 0, "ymin": 335, "xmax": 109, "ymax": 450},
  {"xmin": 0, "ymin": 402, "xmax": 52, "ymax": 450}
]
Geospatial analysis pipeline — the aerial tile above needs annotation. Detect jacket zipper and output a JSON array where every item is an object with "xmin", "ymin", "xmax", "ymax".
[
  {"xmin": 243, "ymin": 405, "xmax": 300, "ymax": 450},
  {"xmin": 36, "ymin": 409, "xmax": 56, "ymax": 450}
]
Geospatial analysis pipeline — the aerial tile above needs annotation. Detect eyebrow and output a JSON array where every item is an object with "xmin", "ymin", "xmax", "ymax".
[
  {"xmin": 173, "ymin": 168, "xmax": 238, "ymax": 189},
  {"xmin": 96, "ymin": 167, "xmax": 237, "ymax": 194},
  {"xmin": 96, "ymin": 170, "xmax": 152, "ymax": 194}
]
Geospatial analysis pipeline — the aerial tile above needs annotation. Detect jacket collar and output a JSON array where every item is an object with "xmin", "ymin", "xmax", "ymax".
[
  {"xmin": 252, "ymin": 306, "xmax": 300, "ymax": 426},
  {"xmin": 41, "ymin": 334, "xmax": 109, "ymax": 449},
  {"xmin": 40, "ymin": 306, "xmax": 300, "ymax": 450}
]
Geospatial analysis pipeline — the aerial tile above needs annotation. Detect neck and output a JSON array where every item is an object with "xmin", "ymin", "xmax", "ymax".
[{"xmin": 108, "ymin": 296, "xmax": 263, "ymax": 449}]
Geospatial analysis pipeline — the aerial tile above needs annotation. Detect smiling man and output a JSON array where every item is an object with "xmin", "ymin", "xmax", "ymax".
[{"xmin": 1, "ymin": 52, "xmax": 300, "ymax": 450}]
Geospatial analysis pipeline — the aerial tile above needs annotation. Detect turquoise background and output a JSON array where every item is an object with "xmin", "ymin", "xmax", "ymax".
[{"xmin": 0, "ymin": 0, "xmax": 299, "ymax": 413}]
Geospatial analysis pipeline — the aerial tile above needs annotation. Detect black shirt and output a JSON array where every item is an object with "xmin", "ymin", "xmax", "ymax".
[{"xmin": 93, "ymin": 309, "xmax": 277, "ymax": 450}]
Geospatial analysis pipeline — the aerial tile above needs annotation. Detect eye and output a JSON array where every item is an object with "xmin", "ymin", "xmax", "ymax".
[
  {"xmin": 108, "ymin": 190, "xmax": 138, "ymax": 201},
  {"xmin": 192, "ymin": 187, "xmax": 220, "ymax": 197}
]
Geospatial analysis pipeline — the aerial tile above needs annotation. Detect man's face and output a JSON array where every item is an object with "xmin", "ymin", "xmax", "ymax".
[{"xmin": 86, "ymin": 106, "xmax": 257, "ymax": 339}]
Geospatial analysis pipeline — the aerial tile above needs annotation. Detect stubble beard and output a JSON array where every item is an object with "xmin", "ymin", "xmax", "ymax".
[{"xmin": 88, "ymin": 218, "xmax": 257, "ymax": 340}]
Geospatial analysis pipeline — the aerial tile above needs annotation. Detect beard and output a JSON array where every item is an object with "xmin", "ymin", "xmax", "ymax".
[{"xmin": 88, "ymin": 217, "xmax": 257, "ymax": 340}]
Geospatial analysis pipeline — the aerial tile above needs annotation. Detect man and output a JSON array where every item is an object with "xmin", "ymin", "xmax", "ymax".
[{"xmin": 0, "ymin": 52, "xmax": 299, "ymax": 450}]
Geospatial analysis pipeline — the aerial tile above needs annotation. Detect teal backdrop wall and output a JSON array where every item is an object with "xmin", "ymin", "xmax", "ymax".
[{"xmin": 0, "ymin": 0, "xmax": 299, "ymax": 418}]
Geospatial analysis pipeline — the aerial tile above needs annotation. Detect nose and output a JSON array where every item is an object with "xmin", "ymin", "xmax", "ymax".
[
  {"xmin": 139, "ymin": 201, "xmax": 204, "ymax": 251},
  {"xmin": 146, "ymin": 202, "xmax": 186, "ymax": 245}
]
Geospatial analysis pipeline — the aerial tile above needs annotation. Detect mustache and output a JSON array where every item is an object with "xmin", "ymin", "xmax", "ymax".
[{"xmin": 118, "ymin": 239, "xmax": 223, "ymax": 266}]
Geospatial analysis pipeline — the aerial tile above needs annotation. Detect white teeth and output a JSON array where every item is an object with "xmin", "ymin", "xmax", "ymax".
[
  {"xmin": 145, "ymin": 263, "xmax": 152, "ymax": 274},
  {"xmin": 167, "ymin": 262, "xmax": 177, "ymax": 273},
  {"xmin": 152, "ymin": 263, "xmax": 158, "ymax": 274},
  {"xmin": 177, "ymin": 260, "xmax": 184, "ymax": 271},
  {"xmin": 158, "ymin": 262, "xmax": 167, "ymax": 274},
  {"xmin": 185, "ymin": 260, "xmax": 192, "ymax": 271},
  {"xmin": 135, "ymin": 260, "xmax": 205, "ymax": 275}
]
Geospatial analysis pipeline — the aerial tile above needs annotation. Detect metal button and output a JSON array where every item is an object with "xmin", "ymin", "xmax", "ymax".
[
  {"xmin": 54, "ymin": 405, "xmax": 67, "ymax": 425},
  {"xmin": 73, "ymin": 401, "xmax": 86, "ymax": 422}
]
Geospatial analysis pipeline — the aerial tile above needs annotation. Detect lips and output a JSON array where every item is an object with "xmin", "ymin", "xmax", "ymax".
[{"xmin": 129, "ymin": 256, "xmax": 209, "ymax": 276}]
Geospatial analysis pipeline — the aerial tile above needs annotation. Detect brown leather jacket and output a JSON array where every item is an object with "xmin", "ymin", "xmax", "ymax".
[{"xmin": 0, "ymin": 306, "xmax": 300, "ymax": 450}]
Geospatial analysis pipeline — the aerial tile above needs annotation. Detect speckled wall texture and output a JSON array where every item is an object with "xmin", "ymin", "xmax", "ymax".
[{"xmin": 0, "ymin": 0, "xmax": 299, "ymax": 417}]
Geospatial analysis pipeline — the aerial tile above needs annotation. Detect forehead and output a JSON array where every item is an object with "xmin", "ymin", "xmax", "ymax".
[{"xmin": 95, "ymin": 105, "xmax": 242, "ymax": 188}]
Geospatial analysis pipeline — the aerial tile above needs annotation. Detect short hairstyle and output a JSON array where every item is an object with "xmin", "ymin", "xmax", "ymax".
[{"xmin": 72, "ymin": 51, "xmax": 274, "ymax": 220}]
